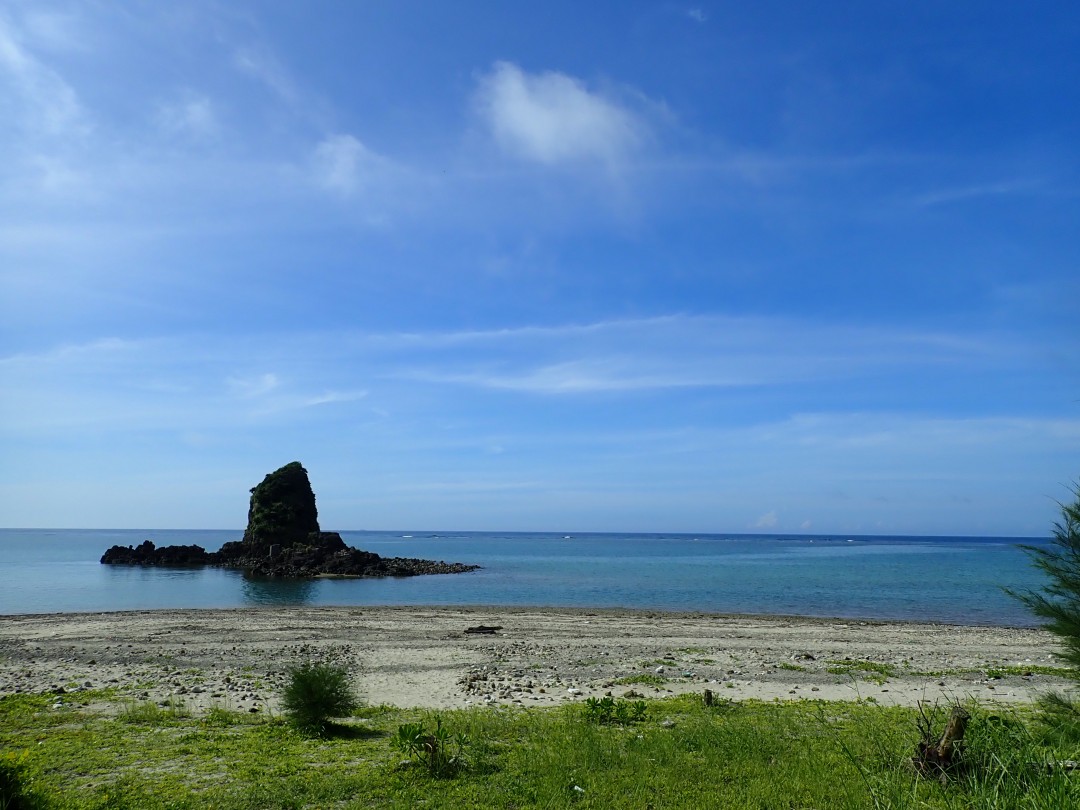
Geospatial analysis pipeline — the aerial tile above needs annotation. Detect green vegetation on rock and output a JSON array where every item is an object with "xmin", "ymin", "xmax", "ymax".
[{"xmin": 242, "ymin": 461, "xmax": 320, "ymax": 552}]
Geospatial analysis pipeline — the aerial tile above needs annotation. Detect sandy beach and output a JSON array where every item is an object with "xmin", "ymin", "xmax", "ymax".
[{"xmin": 0, "ymin": 607, "xmax": 1069, "ymax": 715}]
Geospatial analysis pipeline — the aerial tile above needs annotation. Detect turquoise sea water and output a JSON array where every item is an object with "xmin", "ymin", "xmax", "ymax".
[{"xmin": 0, "ymin": 529, "xmax": 1050, "ymax": 626}]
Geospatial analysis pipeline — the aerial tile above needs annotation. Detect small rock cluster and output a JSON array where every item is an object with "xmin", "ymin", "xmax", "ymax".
[{"xmin": 458, "ymin": 665, "xmax": 560, "ymax": 705}]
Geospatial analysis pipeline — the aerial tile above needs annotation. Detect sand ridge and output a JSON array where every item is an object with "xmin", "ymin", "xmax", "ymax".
[{"xmin": 0, "ymin": 606, "xmax": 1069, "ymax": 715}]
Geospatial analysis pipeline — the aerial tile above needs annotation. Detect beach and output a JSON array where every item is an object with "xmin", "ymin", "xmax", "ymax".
[{"xmin": 0, "ymin": 606, "xmax": 1068, "ymax": 714}]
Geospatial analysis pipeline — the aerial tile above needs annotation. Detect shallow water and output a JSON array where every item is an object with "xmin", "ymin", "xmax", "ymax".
[{"xmin": 0, "ymin": 529, "xmax": 1049, "ymax": 625}]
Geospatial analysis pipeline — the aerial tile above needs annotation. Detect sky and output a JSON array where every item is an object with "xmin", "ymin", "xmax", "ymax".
[{"xmin": 1, "ymin": 1, "xmax": 1078, "ymax": 535}]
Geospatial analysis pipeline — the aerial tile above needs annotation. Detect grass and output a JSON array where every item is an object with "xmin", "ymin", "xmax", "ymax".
[
  {"xmin": 827, "ymin": 659, "xmax": 899, "ymax": 685},
  {"xmin": 613, "ymin": 674, "xmax": 667, "ymax": 686},
  {"xmin": 4, "ymin": 691, "xmax": 1080, "ymax": 808},
  {"xmin": 985, "ymin": 664, "xmax": 1072, "ymax": 679}
]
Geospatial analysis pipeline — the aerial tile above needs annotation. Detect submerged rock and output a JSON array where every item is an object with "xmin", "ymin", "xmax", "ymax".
[{"xmin": 101, "ymin": 462, "xmax": 479, "ymax": 578}]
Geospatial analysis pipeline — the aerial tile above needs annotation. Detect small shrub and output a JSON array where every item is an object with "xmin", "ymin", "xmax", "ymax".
[
  {"xmin": 1, "ymin": 750, "xmax": 40, "ymax": 810},
  {"xmin": 393, "ymin": 715, "xmax": 468, "ymax": 777},
  {"xmin": 582, "ymin": 696, "xmax": 648, "ymax": 725},
  {"xmin": 281, "ymin": 661, "xmax": 358, "ymax": 735}
]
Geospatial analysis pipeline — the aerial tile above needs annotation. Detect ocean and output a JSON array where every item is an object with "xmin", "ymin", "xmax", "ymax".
[{"xmin": 0, "ymin": 529, "xmax": 1050, "ymax": 626}]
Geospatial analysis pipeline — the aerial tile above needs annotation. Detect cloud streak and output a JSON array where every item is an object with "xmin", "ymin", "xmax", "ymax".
[{"xmin": 0, "ymin": 12, "xmax": 84, "ymax": 138}]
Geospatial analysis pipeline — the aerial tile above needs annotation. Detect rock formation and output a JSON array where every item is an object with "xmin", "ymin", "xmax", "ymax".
[
  {"xmin": 241, "ymin": 461, "xmax": 320, "ymax": 553},
  {"xmin": 101, "ymin": 462, "xmax": 479, "ymax": 578}
]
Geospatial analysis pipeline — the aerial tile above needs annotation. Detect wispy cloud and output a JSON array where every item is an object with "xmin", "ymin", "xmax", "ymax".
[
  {"xmin": 912, "ymin": 179, "xmax": 1044, "ymax": 207},
  {"xmin": 232, "ymin": 44, "xmax": 299, "ymax": 105},
  {"xmin": 0, "ymin": 314, "xmax": 1038, "ymax": 439},
  {"xmin": 474, "ymin": 61, "xmax": 648, "ymax": 168},
  {"xmin": 311, "ymin": 134, "xmax": 390, "ymax": 195},
  {"xmin": 389, "ymin": 314, "xmax": 1014, "ymax": 394},
  {"xmin": 752, "ymin": 511, "xmax": 778, "ymax": 528},
  {"xmin": 0, "ymin": 11, "xmax": 85, "ymax": 138},
  {"xmin": 155, "ymin": 91, "xmax": 219, "ymax": 140},
  {"xmin": 226, "ymin": 372, "xmax": 280, "ymax": 398},
  {"xmin": 303, "ymin": 390, "xmax": 368, "ymax": 407}
]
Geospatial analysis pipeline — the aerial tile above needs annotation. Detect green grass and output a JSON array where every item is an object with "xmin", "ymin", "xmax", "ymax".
[
  {"xmin": 778, "ymin": 662, "xmax": 807, "ymax": 672},
  {"xmin": 985, "ymin": 664, "xmax": 1072, "ymax": 679},
  {"xmin": 827, "ymin": 659, "xmax": 898, "ymax": 684},
  {"xmin": 3, "ymin": 691, "xmax": 1080, "ymax": 808}
]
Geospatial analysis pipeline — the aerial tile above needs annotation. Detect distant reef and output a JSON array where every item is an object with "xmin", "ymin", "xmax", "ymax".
[{"xmin": 100, "ymin": 462, "xmax": 480, "ymax": 578}]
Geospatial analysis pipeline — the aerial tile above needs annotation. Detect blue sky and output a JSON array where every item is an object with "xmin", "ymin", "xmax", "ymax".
[{"xmin": 1, "ymin": 1, "xmax": 1077, "ymax": 534}]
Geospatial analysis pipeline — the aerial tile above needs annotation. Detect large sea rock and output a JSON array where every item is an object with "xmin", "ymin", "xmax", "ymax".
[
  {"xmin": 101, "ymin": 462, "xmax": 479, "ymax": 578},
  {"xmin": 241, "ymin": 461, "xmax": 321, "ymax": 553}
]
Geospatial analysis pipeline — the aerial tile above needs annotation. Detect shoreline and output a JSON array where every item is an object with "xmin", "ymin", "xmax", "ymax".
[
  {"xmin": 1, "ymin": 603, "xmax": 1045, "ymax": 630},
  {"xmin": 0, "ymin": 605, "xmax": 1069, "ymax": 713}
]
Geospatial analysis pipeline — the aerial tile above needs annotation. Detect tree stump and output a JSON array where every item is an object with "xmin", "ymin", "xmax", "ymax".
[{"xmin": 914, "ymin": 704, "xmax": 969, "ymax": 781}]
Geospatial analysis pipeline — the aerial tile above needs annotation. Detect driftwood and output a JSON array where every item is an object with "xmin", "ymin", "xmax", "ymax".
[
  {"xmin": 464, "ymin": 625, "xmax": 503, "ymax": 635},
  {"xmin": 914, "ymin": 703, "xmax": 969, "ymax": 781}
]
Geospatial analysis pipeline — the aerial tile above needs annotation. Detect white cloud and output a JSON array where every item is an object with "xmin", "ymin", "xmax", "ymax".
[
  {"xmin": 156, "ymin": 92, "xmax": 218, "ymax": 139},
  {"xmin": 408, "ymin": 357, "xmax": 759, "ymax": 393},
  {"xmin": 753, "ymin": 511, "xmax": 778, "ymax": 528},
  {"xmin": 687, "ymin": 9, "xmax": 708, "ymax": 24},
  {"xmin": 475, "ymin": 61, "xmax": 646, "ymax": 167},
  {"xmin": 311, "ymin": 133, "xmax": 388, "ymax": 195}
]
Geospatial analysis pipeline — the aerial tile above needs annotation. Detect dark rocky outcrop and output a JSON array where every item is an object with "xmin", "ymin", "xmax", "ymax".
[
  {"xmin": 241, "ymin": 461, "xmax": 320, "ymax": 554},
  {"xmin": 101, "ymin": 462, "xmax": 479, "ymax": 579},
  {"xmin": 100, "ymin": 540, "xmax": 212, "ymax": 566}
]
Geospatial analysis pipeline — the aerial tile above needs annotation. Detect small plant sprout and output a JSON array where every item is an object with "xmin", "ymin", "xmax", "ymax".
[
  {"xmin": 393, "ymin": 715, "xmax": 468, "ymax": 777},
  {"xmin": 582, "ymin": 696, "xmax": 648, "ymax": 724}
]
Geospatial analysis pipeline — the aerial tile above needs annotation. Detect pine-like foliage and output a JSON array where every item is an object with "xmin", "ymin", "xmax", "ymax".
[
  {"xmin": 281, "ymin": 661, "xmax": 358, "ymax": 735},
  {"xmin": 1010, "ymin": 483, "xmax": 1080, "ymax": 676}
]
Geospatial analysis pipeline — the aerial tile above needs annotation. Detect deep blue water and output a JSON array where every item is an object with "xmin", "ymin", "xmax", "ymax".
[{"xmin": 0, "ymin": 529, "xmax": 1050, "ymax": 626}]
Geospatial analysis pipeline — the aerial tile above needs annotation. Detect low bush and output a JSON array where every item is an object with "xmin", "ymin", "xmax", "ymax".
[
  {"xmin": 0, "ymin": 750, "xmax": 39, "ymax": 810},
  {"xmin": 281, "ymin": 661, "xmax": 358, "ymax": 735}
]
